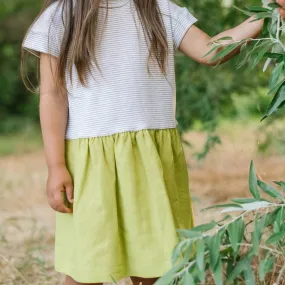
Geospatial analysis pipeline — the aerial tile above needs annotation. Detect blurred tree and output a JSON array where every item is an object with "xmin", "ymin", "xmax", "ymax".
[{"xmin": 0, "ymin": 0, "xmax": 41, "ymax": 132}]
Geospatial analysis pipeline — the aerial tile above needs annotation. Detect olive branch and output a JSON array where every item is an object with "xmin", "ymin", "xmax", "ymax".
[
  {"xmin": 157, "ymin": 161, "xmax": 285, "ymax": 285},
  {"xmin": 205, "ymin": 1, "xmax": 285, "ymax": 121}
]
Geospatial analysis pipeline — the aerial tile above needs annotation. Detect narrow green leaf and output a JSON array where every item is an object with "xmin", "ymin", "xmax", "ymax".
[
  {"xmin": 228, "ymin": 218, "xmax": 244, "ymax": 253},
  {"xmin": 171, "ymin": 240, "xmax": 186, "ymax": 265},
  {"xmin": 196, "ymin": 240, "xmax": 205, "ymax": 270},
  {"xmin": 257, "ymin": 180, "xmax": 283, "ymax": 200},
  {"xmin": 250, "ymin": 214, "xmax": 261, "ymax": 256},
  {"xmin": 269, "ymin": 62, "xmax": 284, "ymax": 90},
  {"xmin": 264, "ymin": 256, "xmax": 275, "ymax": 273},
  {"xmin": 262, "ymin": 18, "xmax": 271, "ymax": 37},
  {"xmin": 276, "ymin": 207, "xmax": 284, "ymax": 229},
  {"xmin": 273, "ymin": 181, "xmax": 285, "ymax": 192},
  {"xmin": 249, "ymin": 161, "xmax": 260, "ymax": 200},
  {"xmin": 190, "ymin": 221, "xmax": 217, "ymax": 233},
  {"xmin": 264, "ymin": 84, "xmax": 285, "ymax": 118},
  {"xmin": 251, "ymin": 41, "xmax": 273, "ymax": 70},
  {"xmin": 208, "ymin": 42, "xmax": 243, "ymax": 63},
  {"xmin": 196, "ymin": 239, "xmax": 205, "ymax": 283},
  {"xmin": 237, "ymin": 42, "xmax": 249, "ymax": 68},
  {"xmin": 274, "ymin": 220, "xmax": 280, "ymax": 233},
  {"xmin": 267, "ymin": 78, "xmax": 285, "ymax": 97},
  {"xmin": 182, "ymin": 241, "xmax": 193, "ymax": 264},
  {"xmin": 246, "ymin": 6, "xmax": 270, "ymax": 12},
  {"xmin": 182, "ymin": 270, "xmax": 194, "ymax": 285},
  {"xmin": 237, "ymin": 42, "xmax": 254, "ymax": 69},
  {"xmin": 155, "ymin": 263, "xmax": 184, "ymax": 285},
  {"xmin": 217, "ymin": 214, "xmax": 232, "ymax": 224},
  {"xmin": 213, "ymin": 258, "xmax": 223, "ymax": 285},
  {"xmin": 110, "ymin": 275, "xmax": 119, "ymax": 285},
  {"xmin": 226, "ymin": 258, "xmax": 248, "ymax": 284},
  {"xmin": 244, "ymin": 264, "xmax": 256, "ymax": 285},
  {"xmin": 266, "ymin": 231, "xmax": 285, "ymax": 244},
  {"xmin": 264, "ymin": 52, "xmax": 283, "ymax": 59},
  {"xmin": 176, "ymin": 229, "xmax": 202, "ymax": 239},
  {"xmin": 258, "ymin": 214, "xmax": 267, "ymax": 233},
  {"xmin": 250, "ymin": 12, "xmax": 272, "ymax": 21},
  {"xmin": 226, "ymin": 258, "xmax": 235, "ymax": 281},
  {"xmin": 215, "ymin": 36, "xmax": 233, "ymax": 41},
  {"xmin": 268, "ymin": 3, "xmax": 280, "ymax": 8},
  {"xmin": 258, "ymin": 259, "xmax": 266, "ymax": 281},
  {"xmin": 238, "ymin": 201, "xmax": 270, "ymax": 211},
  {"xmin": 203, "ymin": 44, "xmax": 222, "ymax": 58},
  {"xmin": 233, "ymin": 5, "xmax": 254, "ymax": 16},
  {"xmin": 264, "ymin": 208, "xmax": 280, "ymax": 227},
  {"xmin": 207, "ymin": 235, "xmax": 221, "ymax": 270},
  {"xmin": 231, "ymin": 198, "xmax": 257, "ymax": 204},
  {"xmin": 202, "ymin": 203, "xmax": 243, "ymax": 212}
]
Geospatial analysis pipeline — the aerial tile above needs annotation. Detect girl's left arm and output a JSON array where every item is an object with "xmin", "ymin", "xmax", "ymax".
[{"xmin": 180, "ymin": 0, "xmax": 285, "ymax": 65}]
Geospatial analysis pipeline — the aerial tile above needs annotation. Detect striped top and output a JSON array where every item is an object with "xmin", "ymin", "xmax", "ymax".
[{"xmin": 23, "ymin": 0, "xmax": 197, "ymax": 139}]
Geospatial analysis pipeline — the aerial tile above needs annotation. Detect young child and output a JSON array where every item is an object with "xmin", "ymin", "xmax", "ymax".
[{"xmin": 22, "ymin": 0, "xmax": 285, "ymax": 284}]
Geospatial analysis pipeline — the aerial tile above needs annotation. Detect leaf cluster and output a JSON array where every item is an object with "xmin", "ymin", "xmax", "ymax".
[
  {"xmin": 207, "ymin": 1, "xmax": 285, "ymax": 120},
  {"xmin": 157, "ymin": 161, "xmax": 285, "ymax": 284}
]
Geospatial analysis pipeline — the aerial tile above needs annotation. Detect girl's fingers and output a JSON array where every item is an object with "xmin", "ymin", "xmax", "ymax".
[
  {"xmin": 55, "ymin": 203, "xmax": 72, "ymax": 213},
  {"xmin": 277, "ymin": 0, "xmax": 285, "ymax": 7},
  {"xmin": 65, "ymin": 182, "xmax": 74, "ymax": 203},
  {"xmin": 279, "ymin": 7, "xmax": 285, "ymax": 18},
  {"xmin": 50, "ymin": 191, "xmax": 72, "ymax": 213}
]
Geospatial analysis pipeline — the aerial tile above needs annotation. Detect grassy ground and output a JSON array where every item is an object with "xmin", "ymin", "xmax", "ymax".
[
  {"xmin": 1, "ymin": 119, "xmax": 285, "ymax": 284},
  {"xmin": 0, "ymin": 131, "xmax": 42, "ymax": 157}
]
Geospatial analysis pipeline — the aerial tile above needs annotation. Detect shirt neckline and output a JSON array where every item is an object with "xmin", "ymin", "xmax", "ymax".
[{"xmin": 100, "ymin": 0, "xmax": 131, "ymax": 8}]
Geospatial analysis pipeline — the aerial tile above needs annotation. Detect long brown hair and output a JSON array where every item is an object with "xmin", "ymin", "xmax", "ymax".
[{"xmin": 21, "ymin": 0, "xmax": 168, "ymax": 93}]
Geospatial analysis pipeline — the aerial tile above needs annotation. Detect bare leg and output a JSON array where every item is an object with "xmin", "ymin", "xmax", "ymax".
[
  {"xmin": 131, "ymin": 277, "xmax": 159, "ymax": 285},
  {"xmin": 64, "ymin": 275, "xmax": 102, "ymax": 285}
]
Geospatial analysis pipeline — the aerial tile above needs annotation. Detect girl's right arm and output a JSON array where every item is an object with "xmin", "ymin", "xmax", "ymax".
[
  {"xmin": 179, "ymin": 1, "xmax": 285, "ymax": 65},
  {"xmin": 40, "ymin": 54, "xmax": 73, "ymax": 214}
]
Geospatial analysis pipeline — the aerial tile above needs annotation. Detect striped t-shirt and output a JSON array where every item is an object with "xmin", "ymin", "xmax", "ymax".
[{"xmin": 23, "ymin": 0, "xmax": 197, "ymax": 139}]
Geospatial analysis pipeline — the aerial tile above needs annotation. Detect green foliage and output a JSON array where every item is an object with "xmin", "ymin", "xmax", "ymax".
[
  {"xmin": 0, "ymin": 0, "xmax": 41, "ymax": 132},
  {"xmin": 207, "ymin": 1, "xmax": 285, "ymax": 121},
  {"xmin": 158, "ymin": 161, "xmax": 285, "ymax": 284}
]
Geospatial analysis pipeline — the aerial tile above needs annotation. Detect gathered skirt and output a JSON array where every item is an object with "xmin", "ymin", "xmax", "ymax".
[{"xmin": 54, "ymin": 127, "xmax": 194, "ymax": 283}]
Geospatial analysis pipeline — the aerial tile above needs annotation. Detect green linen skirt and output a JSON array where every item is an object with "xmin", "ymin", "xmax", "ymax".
[{"xmin": 55, "ymin": 127, "xmax": 194, "ymax": 283}]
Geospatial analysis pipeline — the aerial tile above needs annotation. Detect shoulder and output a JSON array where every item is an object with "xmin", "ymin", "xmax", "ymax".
[
  {"xmin": 30, "ymin": 1, "xmax": 64, "ymax": 33},
  {"xmin": 23, "ymin": 1, "xmax": 65, "ymax": 57},
  {"xmin": 168, "ymin": 1, "xmax": 187, "ymax": 16},
  {"xmin": 158, "ymin": 0, "xmax": 189, "ymax": 18}
]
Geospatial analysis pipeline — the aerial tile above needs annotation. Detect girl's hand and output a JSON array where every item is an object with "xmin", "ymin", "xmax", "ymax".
[
  {"xmin": 47, "ymin": 165, "xmax": 74, "ymax": 213},
  {"xmin": 180, "ymin": 1, "xmax": 285, "ymax": 65},
  {"xmin": 277, "ymin": 0, "xmax": 285, "ymax": 18}
]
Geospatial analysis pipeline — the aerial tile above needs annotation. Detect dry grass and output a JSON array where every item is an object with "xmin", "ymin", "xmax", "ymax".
[
  {"xmin": 186, "ymin": 122, "xmax": 285, "ymax": 225},
  {"xmin": 1, "ymin": 121, "xmax": 285, "ymax": 284}
]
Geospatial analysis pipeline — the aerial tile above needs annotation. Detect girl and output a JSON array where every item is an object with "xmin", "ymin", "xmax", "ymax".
[{"xmin": 22, "ymin": 0, "xmax": 285, "ymax": 284}]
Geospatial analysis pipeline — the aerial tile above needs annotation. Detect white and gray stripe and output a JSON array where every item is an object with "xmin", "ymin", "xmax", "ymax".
[{"xmin": 23, "ymin": 0, "xmax": 197, "ymax": 139}]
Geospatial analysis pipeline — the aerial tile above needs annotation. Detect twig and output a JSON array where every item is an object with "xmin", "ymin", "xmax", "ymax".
[
  {"xmin": 276, "ymin": 14, "xmax": 285, "ymax": 51},
  {"xmin": 0, "ymin": 254, "xmax": 30, "ymax": 285},
  {"xmin": 275, "ymin": 261, "xmax": 285, "ymax": 284}
]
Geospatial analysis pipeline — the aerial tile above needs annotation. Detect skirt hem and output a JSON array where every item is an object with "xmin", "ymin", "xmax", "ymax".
[{"xmin": 55, "ymin": 260, "xmax": 171, "ymax": 283}]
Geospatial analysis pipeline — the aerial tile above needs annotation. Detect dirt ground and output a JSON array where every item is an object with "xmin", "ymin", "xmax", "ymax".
[{"xmin": 1, "ymin": 124, "xmax": 285, "ymax": 284}]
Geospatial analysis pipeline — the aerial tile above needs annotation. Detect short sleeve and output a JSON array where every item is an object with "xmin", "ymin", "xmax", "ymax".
[
  {"xmin": 22, "ymin": 2, "xmax": 64, "ymax": 58},
  {"xmin": 169, "ymin": 1, "xmax": 198, "ymax": 50}
]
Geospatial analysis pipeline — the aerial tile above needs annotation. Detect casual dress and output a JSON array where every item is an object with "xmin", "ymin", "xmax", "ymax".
[{"xmin": 23, "ymin": 0, "xmax": 197, "ymax": 283}]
